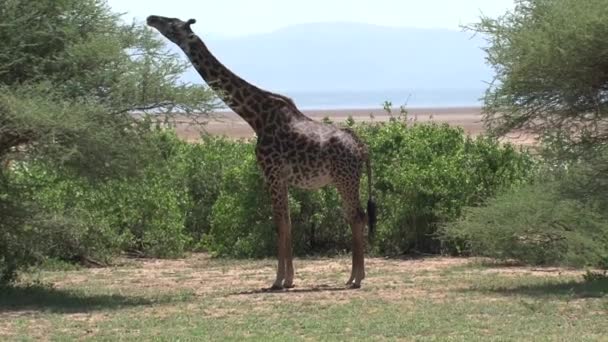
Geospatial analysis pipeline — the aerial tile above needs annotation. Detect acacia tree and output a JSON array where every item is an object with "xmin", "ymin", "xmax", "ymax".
[
  {"xmin": 0, "ymin": 0, "xmax": 218, "ymax": 282},
  {"xmin": 437, "ymin": 1, "xmax": 608, "ymax": 267},
  {"xmin": 471, "ymin": 0, "xmax": 608, "ymax": 210},
  {"xmin": 0, "ymin": 0, "xmax": 218, "ymax": 174},
  {"xmin": 473, "ymin": 0, "xmax": 608, "ymax": 157}
]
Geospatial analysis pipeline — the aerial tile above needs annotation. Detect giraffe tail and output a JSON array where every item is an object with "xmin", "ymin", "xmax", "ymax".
[{"xmin": 366, "ymin": 156, "xmax": 377, "ymax": 242}]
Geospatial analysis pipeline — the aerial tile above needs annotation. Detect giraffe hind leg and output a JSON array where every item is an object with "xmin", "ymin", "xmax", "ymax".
[{"xmin": 336, "ymin": 179, "xmax": 366, "ymax": 288}]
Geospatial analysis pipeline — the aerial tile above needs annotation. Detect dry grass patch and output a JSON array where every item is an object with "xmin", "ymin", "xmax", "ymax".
[{"xmin": 1, "ymin": 254, "xmax": 606, "ymax": 340}]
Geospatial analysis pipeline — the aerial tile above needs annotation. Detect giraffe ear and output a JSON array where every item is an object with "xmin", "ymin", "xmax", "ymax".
[{"xmin": 185, "ymin": 19, "xmax": 196, "ymax": 30}]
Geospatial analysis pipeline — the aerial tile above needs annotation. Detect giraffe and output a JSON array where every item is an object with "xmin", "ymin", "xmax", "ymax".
[{"xmin": 147, "ymin": 15, "xmax": 377, "ymax": 289}]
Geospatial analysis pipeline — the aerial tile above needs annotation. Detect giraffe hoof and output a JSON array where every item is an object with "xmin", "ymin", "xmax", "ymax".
[
  {"xmin": 267, "ymin": 284, "xmax": 284, "ymax": 291},
  {"xmin": 283, "ymin": 283, "xmax": 295, "ymax": 289},
  {"xmin": 347, "ymin": 283, "xmax": 361, "ymax": 289}
]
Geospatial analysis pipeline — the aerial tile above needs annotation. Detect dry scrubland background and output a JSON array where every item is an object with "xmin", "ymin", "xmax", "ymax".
[{"xmin": 177, "ymin": 107, "xmax": 538, "ymax": 146}]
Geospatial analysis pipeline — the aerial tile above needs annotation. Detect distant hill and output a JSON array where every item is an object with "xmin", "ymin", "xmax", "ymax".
[{"xmin": 176, "ymin": 22, "xmax": 492, "ymax": 107}]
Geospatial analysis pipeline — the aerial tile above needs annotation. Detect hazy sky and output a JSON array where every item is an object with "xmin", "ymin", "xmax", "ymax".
[{"xmin": 107, "ymin": 0, "xmax": 514, "ymax": 36}]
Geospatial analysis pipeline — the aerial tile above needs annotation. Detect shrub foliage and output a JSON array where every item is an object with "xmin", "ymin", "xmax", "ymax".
[{"xmin": 6, "ymin": 116, "xmax": 532, "ymax": 266}]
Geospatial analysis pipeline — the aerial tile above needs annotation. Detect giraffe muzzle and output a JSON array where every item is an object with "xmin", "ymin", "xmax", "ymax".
[{"xmin": 146, "ymin": 15, "xmax": 161, "ymax": 26}]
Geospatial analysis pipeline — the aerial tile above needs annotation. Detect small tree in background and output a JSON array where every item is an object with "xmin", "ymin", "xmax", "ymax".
[
  {"xmin": 443, "ymin": 0, "xmax": 608, "ymax": 267},
  {"xmin": 472, "ymin": 0, "xmax": 607, "ymax": 202},
  {"xmin": 0, "ymin": 0, "xmax": 218, "ymax": 174},
  {"xmin": 473, "ymin": 0, "xmax": 607, "ymax": 151},
  {"xmin": 0, "ymin": 0, "xmax": 218, "ymax": 282}
]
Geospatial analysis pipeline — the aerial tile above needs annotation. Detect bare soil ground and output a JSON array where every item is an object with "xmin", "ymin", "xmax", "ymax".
[{"xmin": 175, "ymin": 106, "xmax": 538, "ymax": 146}]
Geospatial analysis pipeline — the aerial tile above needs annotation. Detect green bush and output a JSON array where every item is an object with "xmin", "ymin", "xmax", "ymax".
[
  {"xmin": 1, "ymin": 165, "xmax": 121, "ymax": 282},
  {"xmin": 201, "ymin": 117, "xmax": 535, "ymax": 257},
  {"xmin": 1, "ymin": 119, "xmax": 536, "ymax": 280},
  {"xmin": 440, "ymin": 180, "xmax": 608, "ymax": 268},
  {"xmin": 355, "ymin": 117, "xmax": 535, "ymax": 254},
  {"xmin": 201, "ymin": 145, "xmax": 347, "ymax": 258},
  {"xmin": 451, "ymin": 0, "xmax": 608, "ymax": 269},
  {"xmin": 179, "ymin": 136, "xmax": 255, "ymax": 245},
  {"xmin": 203, "ymin": 149, "xmax": 275, "ymax": 257},
  {"xmin": 0, "ymin": 182, "xmax": 36, "ymax": 283},
  {"xmin": 9, "ymin": 131, "xmax": 192, "ymax": 262},
  {"xmin": 0, "ymin": 0, "xmax": 216, "ymax": 284}
]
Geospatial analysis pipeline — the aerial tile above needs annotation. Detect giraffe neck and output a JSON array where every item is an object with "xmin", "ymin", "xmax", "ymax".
[{"xmin": 179, "ymin": 35, "xmax": 299, "ymax": 134}]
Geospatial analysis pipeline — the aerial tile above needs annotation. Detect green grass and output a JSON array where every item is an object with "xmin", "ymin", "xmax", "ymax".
[{"xmin": 1, "ymin": 255, "xmax": 607, "ymax": 341}]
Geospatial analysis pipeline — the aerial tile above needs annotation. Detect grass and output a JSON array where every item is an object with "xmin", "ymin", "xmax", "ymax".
[{"xmin": 1, "ymin": 254, "xmax": 607, "ymax": 341}]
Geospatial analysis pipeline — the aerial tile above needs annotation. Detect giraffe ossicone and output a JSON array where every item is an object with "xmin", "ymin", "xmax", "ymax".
[{"xmin": 147, "ymin": 15, "xmax": 377, "ymax": 289}]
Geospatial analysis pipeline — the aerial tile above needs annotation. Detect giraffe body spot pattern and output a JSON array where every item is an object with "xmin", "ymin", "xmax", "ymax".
[{"xmin": 147, "ymin": 15, "xmax": 377, "ymax": 289}]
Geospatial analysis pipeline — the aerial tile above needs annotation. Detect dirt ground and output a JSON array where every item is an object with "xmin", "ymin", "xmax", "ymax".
[
  {"xmin": 174, "ymin": 106, "xmax": 538, "ymax": 146},
  {"xmin": 2, "ymin": 254, "xmax": 605, "ymax": 341},
  {"xmin": 33, "ymin": 254, "xmax": 587, "ymax": 302}
]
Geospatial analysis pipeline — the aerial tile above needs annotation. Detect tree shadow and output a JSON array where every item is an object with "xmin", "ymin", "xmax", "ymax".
[
  {"xmin": 0, "ymin": 284, "xmax": 188, "ymax": 314},
  {"xmin": 465, "ymin": 278, "xmax": 608, "ymax": 299},
  {"xmin": 381, "ymin": 251, "xmax": 440, "ymax": 261}
]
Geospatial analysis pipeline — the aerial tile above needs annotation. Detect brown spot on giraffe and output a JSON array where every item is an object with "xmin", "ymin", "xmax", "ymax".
[{"xmin": 147, "ymin": 15, "xmax": 377, "ymax": 289}]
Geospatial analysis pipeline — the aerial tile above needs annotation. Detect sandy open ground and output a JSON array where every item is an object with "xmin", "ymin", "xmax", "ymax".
[{"xmin": 174, "ymin": 106, "xmax": 537, "ymax": 146}]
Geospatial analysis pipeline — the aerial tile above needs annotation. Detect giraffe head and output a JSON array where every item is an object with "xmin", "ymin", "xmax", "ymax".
[{"xmin": 146, "ymin": 15, "xmax": 197, "ymax": 45}]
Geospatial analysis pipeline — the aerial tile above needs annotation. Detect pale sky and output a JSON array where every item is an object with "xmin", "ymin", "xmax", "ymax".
[{"xmin": 107, "ymin": 0, "xmax": 514, "ymax": 37}]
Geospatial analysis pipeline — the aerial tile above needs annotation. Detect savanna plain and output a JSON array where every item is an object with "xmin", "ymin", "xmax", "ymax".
[
  {"xmin": 1, "ymin": 253, "xmax": 607, "ymax": 340},
  {"xmin": 2, "ymin": 107, "xmax": 605, "ymax": 341}
]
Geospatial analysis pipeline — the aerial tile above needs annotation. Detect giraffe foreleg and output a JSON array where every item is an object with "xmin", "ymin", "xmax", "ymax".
[{"xmin": 269, "ymin": 182, "xmax": 294, "ymax": 290}]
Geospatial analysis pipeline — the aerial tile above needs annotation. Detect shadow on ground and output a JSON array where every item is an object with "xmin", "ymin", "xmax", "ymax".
[
  {"xmin": 466, "ymin": 277, "xmax": 608, "ymax": 299},
  {"xmin": 0, "ymin": 284, "xmax": 192, "ymax": 314},
  {"xmin": 231, "ymin": 284, "xmax": 356, "ymax": 296}
]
